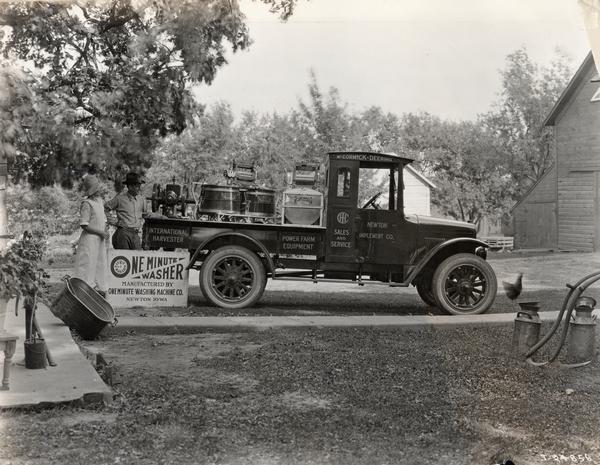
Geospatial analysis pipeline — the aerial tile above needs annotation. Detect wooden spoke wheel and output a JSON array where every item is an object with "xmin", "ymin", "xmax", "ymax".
[
  {"xmin": 432, "ymin": 253, "xmax": 496, "ymax": 315},
  {"xmin": 199, "ymin": 246, "xmax": 266, "ymax": 309}
]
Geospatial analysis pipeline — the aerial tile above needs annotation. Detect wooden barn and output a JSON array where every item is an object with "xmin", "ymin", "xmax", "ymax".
[{"xmin": 512, "ymin": 52, "xmax": 600, "ymax": 251}]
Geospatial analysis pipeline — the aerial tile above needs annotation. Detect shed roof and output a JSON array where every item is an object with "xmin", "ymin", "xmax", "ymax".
[
  {"xmin": 544, "ymin": 52, "xmax": 595, "ymax": 127},
  {"xmin": 405, "ymin": 164, "xmax": 436, "ymax": 189}
]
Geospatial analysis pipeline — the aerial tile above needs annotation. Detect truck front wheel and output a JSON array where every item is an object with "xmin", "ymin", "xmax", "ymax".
[
  {"xmin": 416, "ymin": 269, "xmax": 437, "ymax": 307},
  {"xmin": 199, "ymin": 246, "xmax": 266, "ymax": 309},
  {"xmin": 432, "ymin": 253, "xmax": 496, "ymax": 315}
]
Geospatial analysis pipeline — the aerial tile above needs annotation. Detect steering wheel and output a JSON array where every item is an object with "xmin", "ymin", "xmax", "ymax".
[{"xmin": 361, "ymin": 192, "xmax": 382, "ymax": 209}]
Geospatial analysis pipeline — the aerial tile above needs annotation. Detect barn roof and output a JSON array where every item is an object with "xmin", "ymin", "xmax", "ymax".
[
  {"xmin": 544, "ymin": 52, "xmax": 595, "ymax": 127},
  {"xmin": 510, "ymin": 164, "xmax": 555, "ymax": 213}
]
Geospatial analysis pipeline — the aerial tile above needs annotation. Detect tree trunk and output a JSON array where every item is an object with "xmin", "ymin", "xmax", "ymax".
[{"xmin": 0, "ymin": 153, "xmax": 9, "ymax": 330}]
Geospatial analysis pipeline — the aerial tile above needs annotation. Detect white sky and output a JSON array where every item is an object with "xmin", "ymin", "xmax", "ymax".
[{"xmin": 193, "ymin": 0, "xmax": 591, "ymax": 122}]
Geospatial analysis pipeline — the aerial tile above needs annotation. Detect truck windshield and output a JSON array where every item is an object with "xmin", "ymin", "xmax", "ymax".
[{"xmin": 358, "ymin": 167, "xmax": 398, "ymax": 210}]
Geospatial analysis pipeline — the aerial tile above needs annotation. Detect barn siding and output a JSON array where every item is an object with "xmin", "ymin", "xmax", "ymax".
[
  {"xmin": 553, "ymin": 61, "xmax": 600, "ymax": 251},
  {"xmin": 554, "ymin": 63, "xmax": 600, "ymax": 177},
  {"xmin": 512, "ymin": 165, "xmax": 557, "ymax": 249},
  {"xmin": 557, "ymin": 172, "xmax": 595, "ymax": 251}
]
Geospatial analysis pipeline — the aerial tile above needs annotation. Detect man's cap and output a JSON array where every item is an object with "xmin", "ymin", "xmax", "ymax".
[
  {"xmin": 82, "ymin": 175, "xmax": 101, "ymax": 197},
  {"xmin": 124, "ymin": 172, "xmax": 146, "ymax": 185}
]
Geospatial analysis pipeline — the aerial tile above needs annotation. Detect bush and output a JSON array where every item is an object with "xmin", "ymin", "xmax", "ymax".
[
  {"xmin": 0, "ymin": 232, "xmax": 48, "ymax": 300},
  {"xmin": 7, "ymin": 184, "xmax": 80, "ymax": 236}
]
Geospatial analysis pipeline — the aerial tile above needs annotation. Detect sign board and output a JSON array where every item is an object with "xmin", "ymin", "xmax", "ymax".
[{"xmin": 106, "ymin": 250, "xmax": 189, "ymax": 308}]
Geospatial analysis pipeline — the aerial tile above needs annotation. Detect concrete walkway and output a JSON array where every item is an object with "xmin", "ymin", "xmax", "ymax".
[
  {"xmin": 105, "ymin": 311, "xmax": 564, "ymax": 335},
  {"xmin": 0, "ymin": 301, "xmax": 112, "ymax": 409},
  {"xmin": 0, "ymin": 298, "xmax": 571, "ymax": 409}
]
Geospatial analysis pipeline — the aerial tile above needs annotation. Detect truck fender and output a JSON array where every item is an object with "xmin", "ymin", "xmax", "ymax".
[
  {"xmin": 406, "ymin": 238, "xmax": 489, "ymax": 283},
  {"xmin": 186, "ymin": 232, "xmax": 275, "ymax": 274}
]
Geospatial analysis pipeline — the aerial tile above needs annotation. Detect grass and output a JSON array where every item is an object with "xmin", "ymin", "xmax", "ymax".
[
  {"xmin": 15, "ymin": 246, "xmax": 600, "ymax": 464},
  {"xmin": 3, "ymin": 326, "xmax": 600, "ymax": 465}
]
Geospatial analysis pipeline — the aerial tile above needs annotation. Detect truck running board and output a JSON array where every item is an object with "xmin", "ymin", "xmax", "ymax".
[{"xmin": 271, "ymin": 276, "xmax": 410, "ymax": 287}]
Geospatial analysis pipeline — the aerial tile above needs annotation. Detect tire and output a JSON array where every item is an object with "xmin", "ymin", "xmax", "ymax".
[
  {"xmin": 416, "ymin": 270, "xmax": 437, "ymax": 307},
  {"xmin": 431, "ymin": 253, "xmax": 497, "ymax": 315},
  {"xmin": 199, "ymin": 246, "xmax": 266, "ymax": 309}
]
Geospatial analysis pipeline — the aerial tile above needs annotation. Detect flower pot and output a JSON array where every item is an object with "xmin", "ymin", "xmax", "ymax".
[{"xmin": 24, "ymin": 339, "xmax": 47, "ymax": 369}]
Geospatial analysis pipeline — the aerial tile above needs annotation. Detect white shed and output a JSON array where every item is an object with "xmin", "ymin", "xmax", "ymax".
[{"xmin": 403, "ymin": 165, "xmax": 435, "ymax": 216}]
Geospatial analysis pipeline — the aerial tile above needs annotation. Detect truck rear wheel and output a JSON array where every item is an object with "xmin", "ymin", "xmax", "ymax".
[
  {"xmin": 432, "ymin": 253, "xmax": 496, "ymax": 315},
  {"xmin": 199, "ymin": 246, "xmax": 266, "ymax": 309}
]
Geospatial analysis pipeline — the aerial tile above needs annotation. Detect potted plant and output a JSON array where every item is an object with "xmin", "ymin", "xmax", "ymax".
[{"xmin": 0, "ymin": 232, "xmax": 49, "ymax": 368}]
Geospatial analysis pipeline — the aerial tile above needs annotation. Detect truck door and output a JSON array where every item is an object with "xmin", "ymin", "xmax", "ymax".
[
  {"xmin": 325, "ymin": 160, "xmax": 359, "ymax": 262},
  {"xmin": 356, "ymin": 164, "xmax": 412, "ymax": 265}
]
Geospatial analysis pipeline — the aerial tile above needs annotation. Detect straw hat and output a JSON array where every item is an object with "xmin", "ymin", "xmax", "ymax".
[{"xmin": 82, "ymin": 175, "xmax": 101, "ymax": 197}]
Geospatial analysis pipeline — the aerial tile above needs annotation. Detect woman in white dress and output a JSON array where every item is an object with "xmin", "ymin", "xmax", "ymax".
[{"xmin": 75, "ymin": 175, "xmax": 109, "ymax": 297}]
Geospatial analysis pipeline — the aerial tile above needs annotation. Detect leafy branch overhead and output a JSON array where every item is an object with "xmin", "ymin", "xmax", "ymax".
[{"xmin": 0, "ymin": 0, "xmax": 299, "ymax": 186}]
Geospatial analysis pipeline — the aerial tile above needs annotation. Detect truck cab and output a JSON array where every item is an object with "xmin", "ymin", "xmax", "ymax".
[{"xmin": 325, "ymin": 151, "xmax": 418, "ymax": 265}]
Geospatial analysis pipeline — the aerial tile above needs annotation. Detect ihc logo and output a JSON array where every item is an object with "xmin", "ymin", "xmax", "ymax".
[{"xmin": 336, "ymin": 211, "xmax": 349, "ymax": 224}]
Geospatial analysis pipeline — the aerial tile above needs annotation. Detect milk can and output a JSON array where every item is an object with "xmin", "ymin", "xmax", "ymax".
[
  {"xmin": 567, "ymin": 296, "xmax": 597, "ymax": 364},
  {"xmin": 512, "ymin": 302, "xmax": 541, "ymax": 357}
]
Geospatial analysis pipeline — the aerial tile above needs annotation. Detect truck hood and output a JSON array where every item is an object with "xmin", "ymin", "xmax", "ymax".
[{"xmin": 407, "ymin": 214, "xmax": 476, "ymax": 231}]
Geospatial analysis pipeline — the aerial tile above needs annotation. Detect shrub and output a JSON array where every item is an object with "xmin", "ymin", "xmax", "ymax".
[
  {"xmin": 0, "ymin": 232, "xmax": 48, "ymax": 301},
  {"xmin": 7, "ymin": 184, "xmax": 80, "ymax": 236}
]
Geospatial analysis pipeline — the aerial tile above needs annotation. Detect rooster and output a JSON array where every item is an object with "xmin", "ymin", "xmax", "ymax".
[{"xmin": 502, "ymin": 272, "xmax": 523, "ymax": 300}]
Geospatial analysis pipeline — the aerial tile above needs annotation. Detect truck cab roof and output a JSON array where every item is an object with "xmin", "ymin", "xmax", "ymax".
[{"xmin": 327, "ymin": 151, "xmax": 415, "ymax": 166}]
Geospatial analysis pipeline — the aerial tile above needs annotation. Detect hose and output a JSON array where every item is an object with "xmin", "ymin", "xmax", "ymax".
[{"xmin": 524, "ymin": 270, "xmax": 600, "ymax": 367}]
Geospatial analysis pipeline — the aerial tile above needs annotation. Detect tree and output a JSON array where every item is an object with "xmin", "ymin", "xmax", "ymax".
[
  {"xmin": 483, "ymin": 47, "xmax": 573, "ymax": 192},
  {"xmin": 292, "ymin": 71, "xmax": 353, "ymax": 163},
  {"xmin": 146, "ymin": 101, "xmax": 236, "ymax": 187},
  {"xmin": 400, "ymin": 112, "xmax": 514, "ymax": 228},
  {"xmin": 0, "ymin": 0, "xmax": 299, "ymax": 186},
  {"xmin": 0, "ymin": 62, "xmax": 32, "ymax": 245}
]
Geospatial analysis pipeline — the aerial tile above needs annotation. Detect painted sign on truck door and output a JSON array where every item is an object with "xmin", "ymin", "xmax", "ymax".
[{"xmin": 325, "ymin": 162, "xmax": 358, "ymax": 262}]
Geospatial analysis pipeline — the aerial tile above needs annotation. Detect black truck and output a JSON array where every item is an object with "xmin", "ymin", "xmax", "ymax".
[{"xmin": 143, "ymin": 151, "xmax": 497, "ymax": 315}]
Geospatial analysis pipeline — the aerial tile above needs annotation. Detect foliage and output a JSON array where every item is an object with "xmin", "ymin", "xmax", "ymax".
[
  {"xmin": 0, "ymin": 60, "xmax": 29, "ymax": 165},
  {"xmin": 6, "ymin": 184, "xmax": 80, "ymax": 236},
  {"xmin": 400, "ymin": 113, "xmax": 516, "ymax": 226},
  {"xmin": 483, "ymin": 47, "xmax": 573, "ymax": 191},
  {"xmin": 0, "ymin": 0, "xmax": 299, "ymax": 187},
  {"xmin": 146, "ymin": 101, "xmax": 236, "ymax": 187},
  {"xmin": 0, "ymin": 232, "xmax": 48, "ymax": 300},
  {"xmin": 292, "ymin": 71, "xmax": 353, "ymax": 162}
]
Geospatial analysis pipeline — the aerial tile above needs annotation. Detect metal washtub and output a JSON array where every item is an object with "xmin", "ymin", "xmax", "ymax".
[
  {"xmin": 50, "ymin": 276, "xmax": 117, "ymax": 340},
  {"xmin": 244, "ymin": 188, "xmax": 275, "ymax": 218},
  {"xmin": 198, "ymin": 185, "xmax": 241, "ymax": 215}
]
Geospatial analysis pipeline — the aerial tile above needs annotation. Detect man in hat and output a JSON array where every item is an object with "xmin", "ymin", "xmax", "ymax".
[
  {"xmin": 76, "ymin": 175, "xmax": 109, "ymax": 297},
  {"xmin": 104, "ymin": 172, "xmax": 149, "ymax": 250}
]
